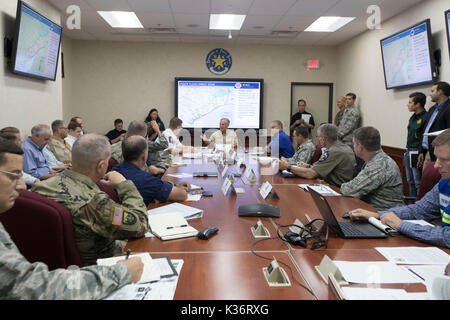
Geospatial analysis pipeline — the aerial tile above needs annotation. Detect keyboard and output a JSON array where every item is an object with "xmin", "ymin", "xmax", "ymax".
[{"xmin": 338, "ymin": 221, "xmax": 367, "ymax": 237}]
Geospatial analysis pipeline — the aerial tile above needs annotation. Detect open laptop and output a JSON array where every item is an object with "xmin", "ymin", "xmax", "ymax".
[{"xmin": 308, "ymin": 188, "xmax": 387, "ymax": 239}]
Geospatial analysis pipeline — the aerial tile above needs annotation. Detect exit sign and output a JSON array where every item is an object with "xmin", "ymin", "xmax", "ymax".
[{"xmin": 306, "ymin": 60, "xmax": 320, "ymax": 70}]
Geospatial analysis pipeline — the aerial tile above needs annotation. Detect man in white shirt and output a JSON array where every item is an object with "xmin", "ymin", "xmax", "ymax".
[
  {"xmin": 200, "ymin": 118, "xmax": 238, "ymax": 148},
  {"xmin": 163, "ymin": 117, "xmax": 193, "ymax": 155},
  {"xmin": 65, "ymin": 120, "xmax": 82, "ymax": 148}
]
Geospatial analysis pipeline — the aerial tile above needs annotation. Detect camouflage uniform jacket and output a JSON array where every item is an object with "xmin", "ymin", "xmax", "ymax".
[
  {"xmin": 0, "ymin": 222, "xmax": 130, "ymax": 299},
  {"xmin": 340, "ymin": 149, "xmax": 404, "ymax": 211},
  {"xmin": 289, "ymin": 140, "xmax": 316, "ymax": 165},
  {"xmin": 338, "ymin": 105, "xmax": 361, "ymax": 144},
  {"xmin": 32, "ymin": 169, "xmax": 149, "ymax": 266},
  {"xmin": 110, "ymin": 138, "xmax": 124, "ymax": 163},
  {"xmin": 47, "ymin": 137, "xmax": 72, "ymax": 163},
  {"xmin": 148, "ymin": 134, "xmax": 171, "ymax": 169}
]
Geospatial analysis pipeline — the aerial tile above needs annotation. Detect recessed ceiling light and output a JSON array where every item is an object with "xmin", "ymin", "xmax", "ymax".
[
  {"xmin": 304, "ymin": 16, "xmax": 355, "ymax": 32},
  {"xmin": 98, "ymin": 11, "xmax": 144, "ymax": 28},
  {"xmin": 209, "ymin": 14, "xmax": 246, "ymax": 30}
]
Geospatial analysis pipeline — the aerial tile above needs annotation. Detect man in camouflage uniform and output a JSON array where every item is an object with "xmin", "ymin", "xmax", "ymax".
[
  {"xmin": 111, "ymin": 120, "xmax": 166, "ymax": 175},
  {"xmin": 0, "ymin": 137, "xmax": 143, "ymax": 299},
  {"xmin": 278, "ymin": 124, "xmax": 355, "ymax": 187},
  {"xmin": 338, "ymin": 93, "xmax": 361, "ymax": 145},
  {"xmin": 33, "ymin": 134, "xmax": 149, "ymax": 266},
  {"xmin": 280, "ymin": 126, "xmax": 316, "ymax": 167},
  {"xmin": 341, "ymin": 127, "xmax": 404, "ymax": 211},
  {"xmin": 47, "ymin": 120, "xmax": 72, "ymax": 164}
]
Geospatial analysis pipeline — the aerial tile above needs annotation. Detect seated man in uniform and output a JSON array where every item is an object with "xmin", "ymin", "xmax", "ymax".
[
  {"xmin": 33, "ymin": 134, "xmax": 150, "ymax": 266},
  {"xmin": 340, "ymin": 127, "xmax": 404, "ymax": 211},
  {"xmin": 200, "ymin": 118, "xmax": 238, "ymax": 148},
  {"xmin": 111, "ymin": 120, "xmax": 165, "ymax": 176},
  {"xmin": 280, "ymin": 126, "xmax": 316, "ymax": 166},
  {"xmin": 278, "ymin": 123, "xmax": 355, "ymax": 187},
  {"xmin": 163, "ymin": 117, "xmax": 193, "ymax": 155},
  {"xmin": 0, "ymin": 137, "xmax": 144, "ymax": 299},
  {"xmin": 47, "ymin": 120, "xmax": 72, "ymax": 164},
  {"xmin": 349, "ymin": 129, "xmax": 450, "ymax": 249},
  {"xmin": 266, "ymin": 120, "xmax": 295, "ymax": 159},
  {"xmin": 113, "ymin": 136, "xmax": 190, "ymax": 206}
]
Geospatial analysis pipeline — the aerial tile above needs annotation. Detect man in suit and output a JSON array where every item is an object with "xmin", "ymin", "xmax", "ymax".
[{"xmin": 418, "ymin": 82, "xmax": 450, "ymax": 165}]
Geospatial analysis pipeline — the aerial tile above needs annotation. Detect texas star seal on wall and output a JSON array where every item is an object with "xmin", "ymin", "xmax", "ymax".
[{"xmin": 206, "ymin": 48, "xmax": 232, "ymax": 75}]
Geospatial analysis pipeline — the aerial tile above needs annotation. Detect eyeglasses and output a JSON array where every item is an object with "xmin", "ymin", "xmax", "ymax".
[{"xmin": 0, "ymin": 169, "xmax": 23, "ymax": 181}]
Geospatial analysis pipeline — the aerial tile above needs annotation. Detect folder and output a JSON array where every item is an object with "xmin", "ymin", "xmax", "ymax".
[
  {"xmin": 148, "ymin": 212, "xmax": 198, "ymax": 240},
  {"xmin": 148, "ymin": 202, "xmax": 203, "ymax": 220}
]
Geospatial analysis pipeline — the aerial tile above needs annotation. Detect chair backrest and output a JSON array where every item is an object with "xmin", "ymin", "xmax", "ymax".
[
  {"xmin": 311, "ymin": 144, "xmax": 322, "ymax": 164},
  {"xmin": 96, "ymin": 182, "xmax": 119, "ymax": 203},
  {"xmin": 0, "ymin": 191, "xmax": 82, "ymax": 270},
  {"xmin": 417, "ymin": 161, "xmax": 441, "ymax": 200},
  {"xmin": 107, "ymin": 158, "xmax": 118, "ymax": 172}
]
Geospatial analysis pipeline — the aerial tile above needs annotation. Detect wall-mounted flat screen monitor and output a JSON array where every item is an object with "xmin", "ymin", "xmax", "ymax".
[
  {"xmin": 380, "ymin": 19, "xmax": 434, "ymax": 90},
  {"xmin": 10, "ymin": 1, "xmax": 62, "ymax": 81},
  {"xmin": 446, "ymin": 9, "xmax": 450, "ymax": 60},
  {"xmin": 175, "ymin": 78, "xmax": 264, "ymax": 129}
]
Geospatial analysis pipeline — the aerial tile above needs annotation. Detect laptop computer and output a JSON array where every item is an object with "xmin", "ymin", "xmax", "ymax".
[
  {"xmin": 308, "ymin": 188, "xmax": 387, "ymax": 239},
  {"xmin": 193, "ymin": 172, "xmax": 218, "ymax": 177}
]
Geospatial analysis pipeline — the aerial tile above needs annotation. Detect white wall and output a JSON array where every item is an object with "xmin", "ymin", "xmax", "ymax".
[
  {"xmin": 0, "ymin": 0, "xmax": 63, "ymax": 137},
  {"xmin": 336, "ymin": 0, "xmax": 450, "ymax": 148},
  {"xmin": 62, "ymin": 41, "xmax": 337, "ymax": 135}
]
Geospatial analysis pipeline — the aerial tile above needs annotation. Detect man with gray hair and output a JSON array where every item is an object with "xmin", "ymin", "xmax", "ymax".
[
  {"xmin": 201, "ymin": 118, "xmax": 238, "ymax": 148},
  {"xmin": 278, "ymin": 123, "xmax": 355, "ymax": 187},
  {"xmin": 21, "ymin": 124, "xmax": 55, "ymax": 180},
  {"xmin": 47, "ymin": 120, "xmax": 72, "ymax": 164},
  {"xmin": 340, "ymin": 127, "xmax": 404, "ymax": 211},
  {"xmin": 33, "ymin": 134, "xmax": 150, "ymax": 266}
]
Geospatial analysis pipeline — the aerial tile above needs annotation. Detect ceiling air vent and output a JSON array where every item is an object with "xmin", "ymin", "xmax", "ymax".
[
  {"xmin": 148, "ymin": 27, "xmax": 177, "ymax": 34},
  {"xmin": 270, "ymin": 30, "xmax": 299, "ymax": 38}
]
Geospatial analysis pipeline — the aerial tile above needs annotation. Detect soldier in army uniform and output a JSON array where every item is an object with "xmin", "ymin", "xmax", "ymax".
[
  {"xmin": 280, "ymin": 126, "xmax": 316, "ymax": 166},
  {"xmin": 338, "ymin": 93, "xmax": 361, "ymax": 145},
  {"xmin": 47, "ymin": 120, "xmax": 72, "ymax": 164},
  {"xmin": 278, "ymin": 124, "xmax": 355, "ymax": 187},
  {"xmin": 111, "ymin": 120, "xmax": 166, "ymax": 175},
  {"xmin": 340, "ymin": 127, "xmax": 404, "ymax": 211},
  {"xmin": 0, "ymin": 137, "xmax": 143, "ymax": 299},
  {"xmin": 33, "ymin": 134, "xmax": 150, "ymax": 266}
]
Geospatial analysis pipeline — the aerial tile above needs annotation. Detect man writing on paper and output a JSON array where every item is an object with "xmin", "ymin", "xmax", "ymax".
[
  {"xmin": 340, "ymin": 127, "xmax": 404, "ymax": 211},
  {"xmin": 201, "ymin": 118, "xmax": 238, "ymax": 148},
  {"xmin": 0, "ymin": 137, "xmax": 144, "ymax": 299},
  {"xmin": 33, "ymin": 134, "xmax": 150, "ymax": 266},
  {"xmin": 350, "ymin": 129, "xmax": 450, "ymax": 249},
  {"xmin": 113, "ymin": 135, "xmax": 190, "ymax": 206},
  {"xmin": 278, "ymin": 124, "xmax": 355, "ymax": 187}
]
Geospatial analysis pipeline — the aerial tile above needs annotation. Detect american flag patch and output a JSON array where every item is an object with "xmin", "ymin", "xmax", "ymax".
[{"xmin": 112, "ymin": 207, "xmax": 123, "ymax": 226}]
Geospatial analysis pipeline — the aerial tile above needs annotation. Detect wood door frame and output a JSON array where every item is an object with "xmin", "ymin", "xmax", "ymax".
[{"xmin": 290, "ymin": 82, "xmax": 334, "ymax": 124}]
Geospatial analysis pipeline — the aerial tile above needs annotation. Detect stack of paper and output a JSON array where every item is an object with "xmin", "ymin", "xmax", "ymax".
[
  {"xmin": 375, "ymin": 247, "xmax": 450, "ymax": 265},
  {"xmin": 147, "ymin": 202, "xmax": 203, "ymax": 220},
  {"xmin": 148, "ymin": 212, "xmax": 198, "ymax": 240}
]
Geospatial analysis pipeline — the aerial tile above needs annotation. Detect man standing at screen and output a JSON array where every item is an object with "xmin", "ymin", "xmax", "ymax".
[{"xmin": 200, "ymin": 118, "xmax": 238, "ymax": 148}]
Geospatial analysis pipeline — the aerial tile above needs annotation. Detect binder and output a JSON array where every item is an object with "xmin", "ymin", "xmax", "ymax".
[{"xmin": 148, "ymin": 212, "xmax": 198, "ymax": 240}]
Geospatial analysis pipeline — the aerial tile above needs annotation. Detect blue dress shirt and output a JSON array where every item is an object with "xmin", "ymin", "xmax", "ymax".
[
  {"xmin": 21, "ymin": 137, "xmax": 51, "ymax": 179},
  {"xmin": 379, "ymin": 180, "xmax": 450, "ymax": 248},
  {"xmin": 270, "ymin": 130, "xmax": 295, "ymax": 158},
  {"xmin": 113, "ymin": 162, "xmax": 173, "ymax": 206}
]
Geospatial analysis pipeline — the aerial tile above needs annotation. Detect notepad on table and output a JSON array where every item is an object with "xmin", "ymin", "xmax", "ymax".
[
  {"xmin": 148, "ymin": 212, "xmax": 198, "ymax": 240},
  {"xmin": 147, "ymin": 202, "xmax": 203, "ymax": 220}
]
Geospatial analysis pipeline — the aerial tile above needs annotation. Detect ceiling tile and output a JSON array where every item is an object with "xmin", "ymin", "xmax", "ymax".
[
  {"xmin": 137, "ymin": 13, "xmax": 176, "ymax": 28},
  {"xmin": 248, "ymin": 0, "xmax": 298, "ymax": 15},
  {"xmin": 128, "ymin": 0, "xmax": 172, "ymax": 13},
  {"xmin": 274, "ymin": 15, "xmax": 316, "ymax": 31},
  {"xmin": 240, "ymin": 15, "xmax": 282, "ymax": 34},
  {"xmin": 84, "ymin": 0, "xmax": 131, "ymax": 11},
  {"xmin": 210, "ymin": 0, "xmax": 253, "ymax": 14},
  {"xmin": 323, "ymin": 0, "xmax": 385, "ymax": 17},
  {"xmin": 169, "ymin": 0, "xmax": 210, "ymax": 14},
  {"xmin": 286, "ymin": 0, "xmax": 340, "ymax": 16},
  {"xmin": 173, "ymin": 13, "xmax": 210, "ymax": 28}
]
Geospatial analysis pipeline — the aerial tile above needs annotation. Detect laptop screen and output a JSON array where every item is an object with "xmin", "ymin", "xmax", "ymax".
[{"xmin": 308, "ymin": 188, "xmax": 343, "ymax": 236}]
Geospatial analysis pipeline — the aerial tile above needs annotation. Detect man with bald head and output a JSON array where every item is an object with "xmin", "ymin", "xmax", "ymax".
[
  {"xmin": 33, "ymin": 134, "xmax": 149, "ymax": 266},
  {"xmin": 201, "ymin": 118, "xmax": 238, "ymax": 148},
  {"xmin": 334, "ymin": 96, "xmax": 346, "ymax": 127},
  {"xmin": 113, "ymin": 136, "xmax": 189, "ymax": 206}
]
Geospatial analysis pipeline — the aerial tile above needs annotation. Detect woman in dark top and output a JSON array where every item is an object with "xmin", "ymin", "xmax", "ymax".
[{"xmin": 145, "ymin": 108, "xmax": 165, "ymax": 141}]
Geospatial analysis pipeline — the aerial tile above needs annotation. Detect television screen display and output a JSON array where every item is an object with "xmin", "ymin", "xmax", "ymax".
[
  {"xmin": 380, "ymin": 19, "xmax": 434, "ymax": 90},
  {"xmin": 446, "ymin": 10, "xmax": 450, "ymax": 60},
  {"xmin": 175, "ymin": 78, "xmax": 263, "ymax": 129},
  {"xmin": 11, "ymin": 1, "xmax": 62, "ymax": 81}
]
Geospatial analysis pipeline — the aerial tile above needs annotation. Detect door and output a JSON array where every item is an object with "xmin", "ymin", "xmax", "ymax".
[{"xmin": 291, "ymin": 83, "xmax": 333, "ymax": 146}]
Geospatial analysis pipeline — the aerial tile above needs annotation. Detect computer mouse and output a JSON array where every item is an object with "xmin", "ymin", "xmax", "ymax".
[
  {"xmin": 197, "ymin": 226, "xmax": 219, "ymax": 240},
  {"xmin": 342, "ymin": 212, "xmax": 350, "ymax": 219}
]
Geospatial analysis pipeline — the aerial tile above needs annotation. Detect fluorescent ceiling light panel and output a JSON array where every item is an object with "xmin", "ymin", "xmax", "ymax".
[
  {"xmin": 98, "ymin": 11, "xmax": 144, "ymax": 28},
  {"xmin": 209, "ymin": 14, "xmax": 246, "ymax": 30},
  {"xmin": 304, "ymin": 16, "xmax": 355, "ymax": 32}
]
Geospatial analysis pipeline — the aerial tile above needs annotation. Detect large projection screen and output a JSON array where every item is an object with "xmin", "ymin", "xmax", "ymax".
[{"xmin": 175, "ymin": 78, "xmax": 264, "ymax": 129}]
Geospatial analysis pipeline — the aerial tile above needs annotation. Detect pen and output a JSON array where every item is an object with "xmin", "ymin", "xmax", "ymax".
[
  {"xmin": 167, "ymin": 224, "xmax": 188, "ymax": 229},
  {"xmin": 126, "ymin": 249, "xmax": 131, "ymax": 260},
  {"xmin": 407, "ymin": 267, "xmax": 425, "ymax": 282}
]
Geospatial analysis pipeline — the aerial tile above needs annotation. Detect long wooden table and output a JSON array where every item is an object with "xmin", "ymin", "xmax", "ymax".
[{"xmin": 125, "ymin": 152, "xmax": 447, "ymax": 300}]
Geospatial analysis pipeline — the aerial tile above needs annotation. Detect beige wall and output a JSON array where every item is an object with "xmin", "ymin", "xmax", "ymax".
[
  {"xmin": 62, "ymin": 41, "xmax": 336, "ymax": 135},
  {"xmin": 0, "ymin": 0, "xmax": 62, "ymax": 137},
  {"xmin": 336, "ymin": 0, "xmax": 450, "ymax": 148}
]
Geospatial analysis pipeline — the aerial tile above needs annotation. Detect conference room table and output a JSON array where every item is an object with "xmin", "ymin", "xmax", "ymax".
[{"xmin": 124, "ymin": 150, "xmax": 449, "ymax": 300}]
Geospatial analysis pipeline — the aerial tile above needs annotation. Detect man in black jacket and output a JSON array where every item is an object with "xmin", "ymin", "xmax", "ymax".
[{"xmin": 418, "ymin": 81, "xmax": 450, "ymax": 165}]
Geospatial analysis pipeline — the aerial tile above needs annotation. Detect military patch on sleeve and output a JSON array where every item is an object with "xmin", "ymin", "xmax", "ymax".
[
  {"xmin": 122, "ymin": 212, "xmax": 137, "ymax": 226},
  {"xmin": 112, "ymin": 207, "xmax": 123, "ymax": 226},
  {"xmin": 318, "ymin": 148, "xmax": 329, "ymax": 162}
]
